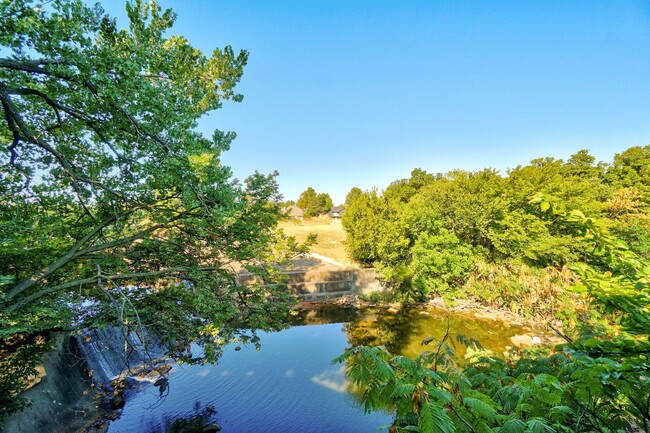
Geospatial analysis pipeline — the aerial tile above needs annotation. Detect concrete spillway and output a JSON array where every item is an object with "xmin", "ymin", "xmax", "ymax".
[{"xmin": 237, "ymin": 268, "xmax": 384, "ymax": 299}]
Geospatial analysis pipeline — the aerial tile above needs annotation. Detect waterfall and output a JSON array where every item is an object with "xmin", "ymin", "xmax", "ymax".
[{"xmin": 76, "ymin": 326, "xmax": 167, "ymax": 384}]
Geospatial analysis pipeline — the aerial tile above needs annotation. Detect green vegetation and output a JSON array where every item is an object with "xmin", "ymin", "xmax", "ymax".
[
  {"xmin": 339, "ymin": 151, "xmax": 650, "ymax": 431},
  {"xmin": 1, "ymin": 0, "xmax": 649, "ymax": 430},
  {"xmin": 0, "ymin": 0, "xmax": 306, "ymax": 414},
  {"xmin": 296, "ymin": 187, "xmax": 334, "ymax": 217},
  {"xmin": 342, "ymin": 148, "xmax": 650, "ymax": 317},
  {"xmin": 338, "ymin": 198, "xmax": 650, "ymax": 432}
]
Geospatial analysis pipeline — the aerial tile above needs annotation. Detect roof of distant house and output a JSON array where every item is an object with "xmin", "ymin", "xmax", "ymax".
[{"xmin": 286, "ymin": 205, "xmax": 304, "ymax": 217}]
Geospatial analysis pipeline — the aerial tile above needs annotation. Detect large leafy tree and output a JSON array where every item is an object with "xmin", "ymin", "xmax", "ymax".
[
  {"xmin": 0, "ymin": 0, "xmax": 301, "ymax": 412},
  {"xmin": 296, "ymin": 187, "xmax": 332, "ymax": 217},
  {"xmin": 344, "ymin": 186, "xmax": 363, "ymax": 208}
]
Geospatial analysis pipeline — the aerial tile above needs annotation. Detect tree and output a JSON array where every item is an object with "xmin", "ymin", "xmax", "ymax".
[
  {"xmin": 409, "ymin": 229, "xmax": 475, "ymax": 300},
  {"xmin": 317, "ymin": 192, "xmax": 333, "ymax": 212},
  {"xmin": 341, "ymin": 190, "xmax": 386, "ymax": 264},
  {"xmin": 564, "ymin": 149, "xmax": 602, "ymax": 178},
  {"xmin": 296, "ymin": 187, "xmax": 331, "ymax": 217},
  {"xmin": 408, "ymin": 167, "xmax": 437, "ymax": 190},
  {"xmin": 344, "ymin": 187, "xmax": 363, "ymax": 207},
  {"xmin": 606, "ymin": 145, "xmax": 650, "ymax": 190},
  {"xmin": 296, "ymin": 187, "xmax": 319, "ymax": 217},
  {"xmin": 0, "ymin": 0, "xmax": 303, "ymax": 412}
]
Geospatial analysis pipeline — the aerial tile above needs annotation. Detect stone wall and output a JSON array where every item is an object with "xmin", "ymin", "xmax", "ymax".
[
  {"xmin": 1, "ymin": 333, "xmax": 99, "ymax": 433},
  {"xmin": 237, "ymin": 268, "xmax": 384, "ymax": 299}
]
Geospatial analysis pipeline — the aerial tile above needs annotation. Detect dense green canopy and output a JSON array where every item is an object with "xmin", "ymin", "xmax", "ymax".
[
  {"xmin": 296, "ymin": 186, "xmax": 333, "ymax": 217},
  {"xmin": 340, "ymin": 196, "xmax": 650, "ymax": 432},
  {"xmin": 342, "ymin": 148, "xmax": 650, "ymax": 310}
]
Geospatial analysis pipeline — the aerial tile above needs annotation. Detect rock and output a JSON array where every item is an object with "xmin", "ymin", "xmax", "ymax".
[
  {"xmin": 156, "ymin": 363, "xmax": 172, "ymax": 375},
  {"xmin": 24, "ymin": 364, "xmax": 47, "ymax": 390},
  {"xmin": 106, "ymin": 410, "xmax": 122, "ymax": 421},
  {"xmin": 386, "ymin": 307, "xmax": 399, "ymax": 314},
  {"xmin": 234, "ymin": 346, "xmax": 242, "ymax": 351},
  {"xmin": 153, "ymin": 377, "xmax": 168, "ymax": 395},
  {"xmin": 428, "ymin": 298, "xmax": 446, "ymax": 307},
  {"xmin": 510, "ymin": 334, "xmax": 543, "ymax": 347},
  {"xmin": 202, "ymin": 423, "xmax": 222, "ymax": 432}
]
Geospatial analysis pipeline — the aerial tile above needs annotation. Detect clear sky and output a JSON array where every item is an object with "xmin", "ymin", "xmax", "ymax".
[{"xmin": 100, "ymin": 1, "xmax": 650, "ymax": 204}]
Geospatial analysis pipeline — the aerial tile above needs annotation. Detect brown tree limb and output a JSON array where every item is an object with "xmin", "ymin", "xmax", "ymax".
[
  {"xmin": 4, "ymin": 213, "xmax": 120, "ymax": 301},
  {"xmin": 0, "ymin": 83, "xmax": 128, "ymax": 202},
  {"xmin": 8, "ymin": 265, "xmax": 225, "ymax": 312}
]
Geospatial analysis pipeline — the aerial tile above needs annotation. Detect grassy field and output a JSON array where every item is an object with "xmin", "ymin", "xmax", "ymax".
[{"xmin": 277, "ymin": 217, "xmax": 355, "ymax": 266}]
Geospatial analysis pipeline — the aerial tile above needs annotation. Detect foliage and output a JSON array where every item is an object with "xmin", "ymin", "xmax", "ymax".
[
  {"xmin": 337, "ymin": 196, "xmax": 650, "ymax": 433},
  {"xmin": 605, "ymin": 145, "xmax": 650, "ymax": 195},
  {"xmin": 0, "ymin": 0, "xmax": 307, "ymax": 413},
  {"xmin": 341, "ymin": 189, "xmax": 385, "ymax": 264},
  {"xmin": 296, "ymin": 187, "xmax": 333, "ymax": 217},
  {"xmin": 463, "ymin": 260, "xmax": 580, "ymax": 319},
  {"xmin": 409, "ymin": 230, "xmax": 475, "ymax": 301},
  {"xmin": 345, "ymin": 186, "xmax": 363, "ymax": 207},
  {"xmin": 341, "ymin": 149, "xmax": 650, "ymax": 304},
  {"xmin": 0, "ymin": 333, "xmax": 49, "ymax": 417}
]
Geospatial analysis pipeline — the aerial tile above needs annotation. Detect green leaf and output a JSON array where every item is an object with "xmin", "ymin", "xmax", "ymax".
[
  {"xmin": 540, "ymin": 201, "xmax": 550, "ymax": 212},
  {"xmin": 418, "ymin": 402, "xmax": 454, "ymax": 433},
  {"xmin": 463, "ymin": 397, "xmax": 497, "ymax": 422},
  {"xmin": 526, "ymin": 418, "xmax": 555, "ymax": 433},
  {"xmin": 498, "ymin": 418, "xmax": 526, "ymax": 433}
]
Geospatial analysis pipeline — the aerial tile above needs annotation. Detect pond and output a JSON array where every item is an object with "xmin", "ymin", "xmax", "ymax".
[{"xmin": 106, "ymin": 306, "xmax": 529, "ymax": 433}]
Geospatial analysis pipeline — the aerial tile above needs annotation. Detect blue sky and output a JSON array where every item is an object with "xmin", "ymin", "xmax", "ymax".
[{"xmin": 101, "ymin": 1, "xmax": 650, "ymax": 204}]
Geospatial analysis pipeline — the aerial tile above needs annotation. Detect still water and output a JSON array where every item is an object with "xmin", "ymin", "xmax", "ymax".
[{"xmin": 107, "ymin": 307, "xmax": 527, "ymax": 433}]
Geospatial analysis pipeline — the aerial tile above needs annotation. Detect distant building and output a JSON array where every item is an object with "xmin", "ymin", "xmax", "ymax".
[
  {"xmin": 328, "ymin": 206, "xmax": 345, "ymax": 218},
  {"xmin": 285, "ymin": 205, "xmax": 304, "ymax": 221}
]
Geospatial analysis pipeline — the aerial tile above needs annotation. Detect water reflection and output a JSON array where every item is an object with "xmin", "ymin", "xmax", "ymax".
[
  {"xmin": 311, "ymin": 365, "xmax": 348, "ymax": 393},
  {"xmin": 294, "ymin": 305, "xmax": 526, "ymax": 359},
  {"xmin": 108, "ymin": 306, "xmax": 525, "ymax": 433}
]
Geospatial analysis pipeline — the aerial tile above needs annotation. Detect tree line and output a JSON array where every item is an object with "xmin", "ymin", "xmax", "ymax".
[
  {"xmin": 339, "ymin": 195, "xmax": 650, "ymax": 432},
  {"xmin": 342, "ymin": 148, "xmax": 650, "ymax": 315}
]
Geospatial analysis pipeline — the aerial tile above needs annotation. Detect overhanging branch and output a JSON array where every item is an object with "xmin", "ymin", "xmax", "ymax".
[{"xmin": 7, "ymin": 265, "xmax": 226, "ymax": 312}]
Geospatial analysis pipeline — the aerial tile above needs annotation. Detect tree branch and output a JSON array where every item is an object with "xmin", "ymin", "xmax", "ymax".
[
  {"xmin": 7, "ymin": 265, "xmax": 225, "ymax": 312},
  {"xmin": 4, "ymin": 213, "xmax": 120, "ymax": 301},
  {"xmin": 0, "ymin": 58, "xmax": 56, "ymax": 75},
  {"xmin": 5, "ymin": 201, "xmax": 199, "ymax": 305},
  {"xmin": 0, "ymin": 82, "xmax": 129, "ymax": 203}
]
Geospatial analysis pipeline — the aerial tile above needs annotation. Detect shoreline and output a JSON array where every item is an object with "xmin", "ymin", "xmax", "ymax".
[{"xmin": 294, "ymin": 294, "xmax": 567, "ymax": 348}]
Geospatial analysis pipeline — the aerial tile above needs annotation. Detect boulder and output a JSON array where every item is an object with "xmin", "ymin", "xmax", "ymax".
[{"xmin": 510, "ymin": 334, "xmax": 542, "ymax": 347}]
